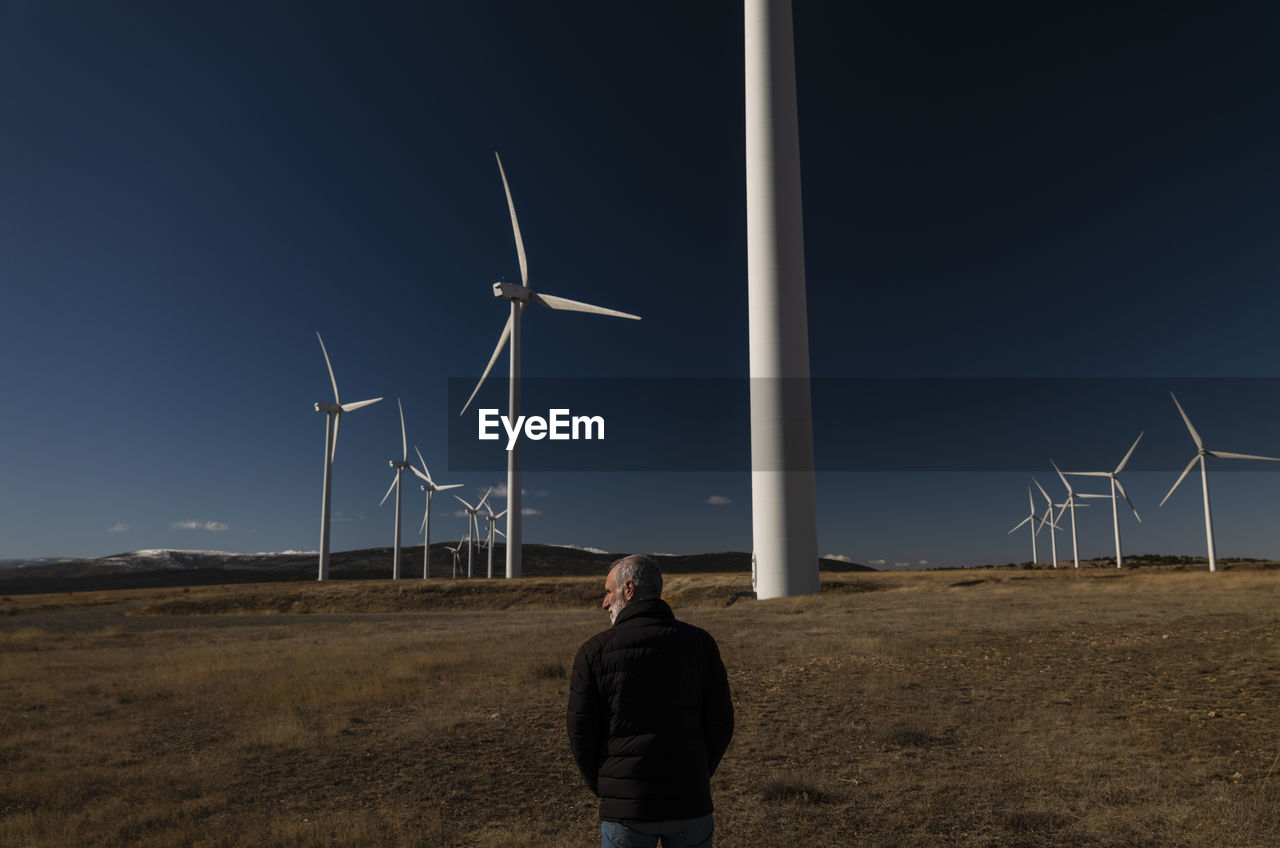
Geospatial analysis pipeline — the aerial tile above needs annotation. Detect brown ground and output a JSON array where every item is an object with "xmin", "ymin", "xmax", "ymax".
[{"xmin": 2, "ymin": 567, "xmax": 1278, "ymax": 846}]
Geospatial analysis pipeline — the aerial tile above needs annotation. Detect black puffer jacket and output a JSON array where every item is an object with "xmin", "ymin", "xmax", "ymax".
[{"xmin": 567, "ymin": 598, "xmax": 734, "ymax": 822}]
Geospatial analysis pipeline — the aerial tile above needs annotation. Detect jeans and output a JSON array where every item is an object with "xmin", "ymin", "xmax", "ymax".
[{"xmin": 601, "ymin": 814, "xmax": 714, "ymax": 848}]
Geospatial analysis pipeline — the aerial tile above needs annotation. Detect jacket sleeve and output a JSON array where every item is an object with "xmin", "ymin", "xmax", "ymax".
[
  {"xmin": 702, "ymin": 637, "xmax": 734, "ymax": 777},
  {"xmin": 566, "ymin": 641, "xmax": 603, "ymax": 794}
]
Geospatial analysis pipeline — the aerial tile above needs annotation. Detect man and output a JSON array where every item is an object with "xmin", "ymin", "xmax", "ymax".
[{"xmin": 567, "ymin": 555, "xmax": 735, "ymax": 848}]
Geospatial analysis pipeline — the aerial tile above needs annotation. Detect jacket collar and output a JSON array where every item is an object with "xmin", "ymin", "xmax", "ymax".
[{"xmin": 613, "ymin": 597, "xmax": 674, "ymax": 626}]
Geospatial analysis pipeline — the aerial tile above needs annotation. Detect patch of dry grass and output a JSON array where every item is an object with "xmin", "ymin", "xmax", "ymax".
[{"xmin": 2, "ymin": 569, "xmax": 1279, "ymax": 845}]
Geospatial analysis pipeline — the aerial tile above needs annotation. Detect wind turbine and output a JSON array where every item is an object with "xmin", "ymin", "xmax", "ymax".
[
  {"xmin": 454, "ymin": 488, "xmax": 493, "ymax": 579},
  {"xmin": 1031, "ymin": 477, "xmax": 1063, "ymax": 568},
  {"xmin": 444, "ymin": 540, "xmax": 463, "ymax": 578},
  {"xmin": 1160, "ymin": 392, "xmax": 1280, "ymax": 572},
  {"xmin": 313, "ymin": 332, "xmax": 382, "ymax": 581},
  {"xmin": 483, "ymin": 506, "xmax": 508, "ymax": 578},
  {"xmin": 378, "ymin": 399, "xmax": 412, "ymax": 580},
  {"xmin": 1007, "ymin": 487, "xmax": 1041, "ymax": 564},
  {"xmin": 410, "ymin": 446, "xmax": 462, "ymax": 579},
  {"xmin": 1050, "ymin": 459, "xmax": 1091, "ymax": 569},
  {"xmin": 1064, "ymin": 432, "xmax": 1143, "ymax": 568},
  {"xmin": 459, "ymin": 151, "xmax": 641, "ymax": 580}
]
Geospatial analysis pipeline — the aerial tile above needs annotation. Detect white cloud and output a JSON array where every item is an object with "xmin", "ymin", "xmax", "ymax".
[
  {"xmin": 918, "ymin": 560, "xmax": 930, "ymax": 566},
  {"xmin": 868, "ymin": 559, "xmax": 886, "ymax": 566},
  {"xmin": 558, "ymin": 544, "xmax": 609, "ymax": 554},
  {"xmin": 823, "ymin": 553, "xmax": 854, "ymax": 563},
  {"xmin": 108, "ymin": 523, "xmax": 130, "ymax": 533},
  {"xmin": 489, "ymin": 485, "xmax": 544, "ymax": 501},
  {"xmin": 894, "ymin": 561, "xmax": 910, "ymax": 568},
  {"xmin": 706, "ymin": 495, "xmax": 732, "ymax": 505},
  {"xmin": 521, "ymin": 508, "xmax": 542, "ymax": 516},
  {"xmin": 171, "ymin": 520, "xmax": 230, "ymax": 532}
]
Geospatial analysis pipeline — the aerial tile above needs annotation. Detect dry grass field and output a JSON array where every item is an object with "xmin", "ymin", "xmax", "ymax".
[{"xmin": 2, "ymin": 566, "xmax": 1279, "ymax": 847}]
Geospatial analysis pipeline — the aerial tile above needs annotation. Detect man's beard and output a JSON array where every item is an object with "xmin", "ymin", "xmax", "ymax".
[{"xmin": 609, "ymin": 597, "xmax": 628, "ymax": 624}]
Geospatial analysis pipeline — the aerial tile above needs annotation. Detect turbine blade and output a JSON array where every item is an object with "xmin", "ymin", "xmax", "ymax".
[
  {"xmin": 410, "ymin": 466, "xmax": 431, "ymax": 483},
  {"xmin": 398, "ymin": 398, "xmax": 407, "ymax": 462},
  {"xmin": 476, "ymin": 486, "xmax": 493, "ymax": 513},
  {"xmin": 1051, "ymin": 459, "xmax": 1073, "ymax": 494},
  {"xmin": 415, "ymin": 448, "xmax": 434, "ymax": 484},
  {"xmin": 1064, "ymin": 471, "xmax": 1109, "ymax": 477},
  {"xmin": 1115, "ymin": 431, "xmax": 1143, "ymax": 474},
  {"xmin": 532, "ymin": 292, "xmax": 641, "ymax": 320},
  {"xmin": 435, "ymin": 483, "xmax": 464, "ymax": 491},
  {"xmin": 493, "ymin": 508, "xmax": 508, "ymax": 520},
  {"xmin": 1170, "ymin": 392, "xmax": 1204, "ymax": 451},
  {"xmin": 331, "ymin": 413, "xmax": 341, "ymax": 463},
  {"xmin": 379, "ymin": 472, "xmax": 398, "ymax": 507},
  {"xmin": 1008, "ymin": 516, "xmax": 1032, "ymax": 534},
  {"xmin": 1077, "ymin": 493, "xmax": 1111, "ymax": 499},
  {"xmin": 495, "ymin": 151, "xmax": 528, "ymax": 288},
  {"xmin": 341, "ymin": 397, "xmax": 382, "ymax": 412},
  {"xmin": 1206, "ymin": 450, "xmax": 1280, "ymax": 462},
  {"xmin": 1159, "ymin": 454, "xmax": 1201, "ymax": 507},
  {"xmin": 494, "ymin": 528, "xmax": 506, "ymax": 538},
  {"xmin": 1113, "ymin": 478, "xmax": 1140, "ymax": 522},
  {"xmin": 1038, "ymin": 507, "xmax": 1059, "ymax": 532},
  {"xmin": 1032, "ymin": 476, "xmax": 1051, "ymax": 505},
  {"xmin": 317, "ymin": 332, "xmax": 340, "ymax": 405},
  {"xmin": 454, "ymin": 495, "xmax": 475, "ymax": 510},
  {"xmin": 460, "ymin": 314, "xmax": 513, "ymax": 417}
]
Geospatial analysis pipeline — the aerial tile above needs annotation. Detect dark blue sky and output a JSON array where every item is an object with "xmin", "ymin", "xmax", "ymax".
[{"xmin": 3, "ymin": 1, "xmax": 1280, "ymax": 566}]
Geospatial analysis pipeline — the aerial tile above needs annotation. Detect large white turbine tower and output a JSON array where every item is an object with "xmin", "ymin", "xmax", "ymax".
[
  {"xmin": 746, "ymin": 0, "xmax": 819, "ymax": 599},
  {"xmin": 378, "ymin": 399, "xmax": 412, "ymax": 580},
  {"xmin": 1160, "ymin": 392, "xmax": 1280, "ymax": 572},
  {"xmin": 1064, "ymin": 433, "xmax": 1143, "ymax": 568},
  {"xmin": 313, "ymin": 332, "xmax": 382, "ymax": 581},
  {"xmin": 411, "ymin": 447, "xmax": 461, "ymax": 579},
  {"xmin": 459, "ymin": 151, "xmax": 641, "ymax": 580}
]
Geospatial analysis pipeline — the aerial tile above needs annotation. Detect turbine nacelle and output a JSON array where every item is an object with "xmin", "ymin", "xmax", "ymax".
[
  {"xmin": 494, "ymin": 281, "xmax": 534, "ymax": 301},
  {"xmin": 315, "ymin": 402, "xmax": 342, "ymax": 413}
]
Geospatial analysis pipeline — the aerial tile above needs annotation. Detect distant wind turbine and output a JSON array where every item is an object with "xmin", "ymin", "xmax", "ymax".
[
  {"xmin": 444, "ymin": 539, "xmax": 463, "ymax": 579},
  {"xmin": 314, "ymin": 332, "xmax": 382, "ymax": 581},
  {"xmin": 454, "ymin": 488, "xmax": 493, "ymax": 579},
  {"xmin": 1050, "ymin": 459, "xmax": 1091, "ymax": 569},
  {"xmin": 1031, "ymin": 477, "xmax": 1062, "ymax": 569},
  {"xmin": 410, "ymin": 447, "xmax": 462, "ymax": 579},
  {"xmin": 458, "ymin": 151, "xmax": 641, "ymax": 580},
  {"xmin": 378, "ymin": 399, "xmax": 412, "ymax": 580},
  {"xmin": 1064, "ymin": 433, "xmax": 1143, "ymax": 568},
  {"xmin": 483, "ymin": 506, "xmax": 508, "ymax": 578},
  {"xmin": 1160, "ymin": 392, "xmax": 1280, "ymax": 572},
  {"xmin": 1007, "ymin": 487, "xmax": 1042, "ymax": 564}
]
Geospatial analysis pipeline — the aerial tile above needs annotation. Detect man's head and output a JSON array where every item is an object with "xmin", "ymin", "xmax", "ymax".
[{"xmin": 602, "ymin": 554, "xmax": 663, "ymax": 624}]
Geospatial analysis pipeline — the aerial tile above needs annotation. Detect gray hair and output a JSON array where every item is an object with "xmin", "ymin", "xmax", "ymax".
[{"xmin": 610, "ymin": 554, "xmax": 663, "ymax": 600}]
